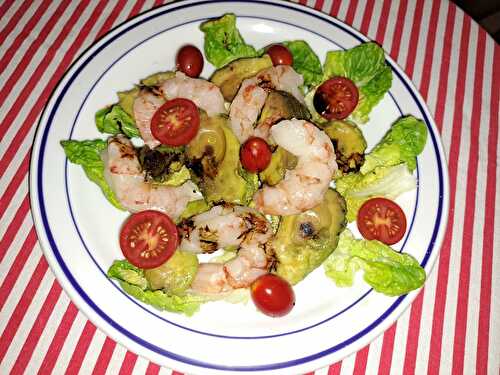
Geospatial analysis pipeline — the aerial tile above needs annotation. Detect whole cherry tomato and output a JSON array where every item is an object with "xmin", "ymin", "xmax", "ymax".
[
  {"xmin": 176, "ymin": 45, "xmax": 204, "ymax": 78},
  {"xmin": 267, "ymin": 44, "xmax": 293, "ymax": 66},
  {"xmin": 240, "ymin": 137, "xmax": 272, "ymax": 173},
  {"xmin": 251, "ymin": 274, "xmax": 295, "ymax": 317}
]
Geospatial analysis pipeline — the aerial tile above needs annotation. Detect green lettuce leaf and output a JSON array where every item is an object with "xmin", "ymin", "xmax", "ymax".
[
  {"xmin": 107, "ymin": 260, "xmax": 148, "ymax": 289},
  {"xmin": 95, "ymin": 105, "xmax": 140, "ymax": 138},
  {"xmin": 323, "ymin": 42, "xmax": 392, "ymax": 123},
  {"xmin": 118, "ymin": 281, "xmax": 205, "ymax": 316},
  {"xmin": 361, "ymin": 116, "xmax": 428, "ymax": 174},
  {"xmin": 108, "ymin": 259, "xmax": 204, "ymax": 316},
  {"xmin": 335, "ymin": 164, "xmax": 416, "ymax": 222},
  {"xmin": 282, "ymin": 40, "xmax": 323, "ymax": 88},
  {"xmin": 200, "ymin": 13, "xmax": 258, "ymax": 68},
  {"xmin": 60, "ymin": 139, "xmax": 123, "ymax": 210},
  {"xmin": 324, "ymin": 229, "xmax": 426, "ymax": 296}
]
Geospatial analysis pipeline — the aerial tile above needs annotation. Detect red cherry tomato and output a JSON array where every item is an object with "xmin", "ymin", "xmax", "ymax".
[
  {"xmin": 119, "ymin": 210, "xmax": 179, "ymax": 269},
  {"xmin": 151, "ymin": 98, "xmax": 200, "ymax": 146},
  {"xmin": 176, "ymin": 45, "xmax": 204, "ymax": 78},
  {"xmin": 267, "ymin": 44, "xmax": 293, "ymax": 66},
  {"xmin": 251, "ymin": 274, "xmax": 295, "ymax": 317},
  {"xmin": 357, "ymin": 197, "xmax": 407, "ymax": 245},
  {"xmin": 240, "ymin": 137, "xmax": 272, "ymax": 173},
  {"xmin": 313, "ymin": 77, "xmax": 359, "ymax": 120}
]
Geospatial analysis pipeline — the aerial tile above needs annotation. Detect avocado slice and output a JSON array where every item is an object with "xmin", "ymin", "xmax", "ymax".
[
  {"xmin": 189, "ymin": 115, "xmax": 258, "ymax": 205},
  {"xmin": 140, "ymin": 71, "xmax": 176, "ymax": 87},
  {"xmin": 257, "ymin": 90, "xmax": 310, "ymax": 131},
  {"xmin": 271, "ymin": 189, "xmax": 347, "ymax": 285},
  {"xmin": 210, "ymin": 55, "xmax": 273, "ymax": 101},
  {"xmin": 323, "ymin": 120, "xmax": 367, "ymax": 175},
  {"xmin": 186, "ymin": 112, "xmax": 227, "ymax": 178},
  {"xmin": 117, "ymin": 87, "xmax": 140, "ymax": 118},
  {"xmin": 144, "ymin": 250, "xmax": 199, "ymax": 294},
  {"xmin": 259, "ymin": 146, "xmax": 297, "ymax": 186}
]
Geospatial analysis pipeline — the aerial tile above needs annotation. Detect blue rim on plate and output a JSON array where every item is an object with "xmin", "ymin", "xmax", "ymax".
[{"xmin": 31, "ymin": 0, "xmax": 448, "ymax": 372}]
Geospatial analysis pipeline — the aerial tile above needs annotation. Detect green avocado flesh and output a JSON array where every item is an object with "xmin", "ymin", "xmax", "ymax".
[
  {"xmin": 257, "ymin": 90, "xmax": 310, "ymax": 130},
  {"xmin": 323, "ymin": 120, "xmax": 367, "ymax": 175},
  {"xmin": 271, "ymin": 189, "xmax": 347, "ymax": 285},
  {"xmin": 259, "ymin": 146, "xmax": 297, "ymax": 186},
  {"xmin": 189, "ymin": 115, "xmax": 257, "ymax": 205},
  {"xmin": 144, "ymin": 250, "xmax": 199, "ymax": 295},
  {"xmin": 210, "ymin": 55, "xmax": 273, "ymax": 101}
]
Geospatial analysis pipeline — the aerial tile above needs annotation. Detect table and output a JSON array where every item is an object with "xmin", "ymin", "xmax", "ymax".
[{"xmin": 0, "ymin": 0, "xmax": 498, "ymax": 374}]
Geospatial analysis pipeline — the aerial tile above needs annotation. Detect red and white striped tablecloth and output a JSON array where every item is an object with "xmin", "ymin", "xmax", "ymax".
[{"xmin": 1, "ymin": 0, "xmax": 498, "ymax": 374}]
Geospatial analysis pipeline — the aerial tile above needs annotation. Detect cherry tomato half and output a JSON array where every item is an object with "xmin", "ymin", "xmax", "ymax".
[
  {"xmin": 313, "ymin": 77, "xmax": 359, "ymax": 120},
  {"xmin": 119, "ymin": 210, "xmax": 179, "ymax": 269},
  {"xmin": 357, "ymin": 197, "xmax": 407, "ymax": 245},
  {"xmin": 176, "ymin": 45, "xmax": 204, "ymax": 78},
  {"xmin": 251, "ymin": 274, "xmax": 295, "ymax": 317},
  {"xmin": 151, "ymin": 98, "xmax": 200, "ymax": 146},
  {"xmin": 240, "ymin": 137, "xmax": 272, "ymax": 173},
  {"xmin": 267, "ymin": 44, "xmax": 293, "ymax": 66}
]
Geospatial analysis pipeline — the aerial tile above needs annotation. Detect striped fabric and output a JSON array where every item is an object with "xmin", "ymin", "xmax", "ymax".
[{"xmin": 0, "ymin": 0, "xmax": 498, "ymax": 374}]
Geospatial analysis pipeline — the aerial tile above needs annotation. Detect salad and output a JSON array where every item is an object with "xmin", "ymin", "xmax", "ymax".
[{"xmin": 61, "ymin": 14, "xmax": 428, "ymax": 317}]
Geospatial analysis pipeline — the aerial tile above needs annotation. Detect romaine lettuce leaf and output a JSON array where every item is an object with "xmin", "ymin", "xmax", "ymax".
[
  {"xmin": 200, "ymin": 14, "xmax": 258, "ymax": 68},
  {"xmin": 322, "ymin": 42, "xmax": 392, "ymax": 123},
  {"xmin": 118, "ymin": 281, "xmax": 205, "ymax": 316},
  {"xmin": 335, "ymin": 164, "xmax": 416, "ymax": 222},
  {"xmin": 324, "ymin": 229, "xmax": 426, "ymax": 296},
  {"xmin": 60, "ymin": 139, "xmax": 123, "ymax": 210},
  {"xmin": 108, "ymin": 259, "xmax": 204, "ymax": 316},
  {"xmin": 361, "ymin": 116, "xmax": 427, "ymax": 174},
  {"xmin": 95, "ymin": 105, "xmax": 140, "ymax": 138},
  {"xmin": 107, "ymin": 259, "xmax": 148, "ymax": 289},
  {"xmin": 282, "ymin": 40, "xmax": 323, "ymax": 88}
]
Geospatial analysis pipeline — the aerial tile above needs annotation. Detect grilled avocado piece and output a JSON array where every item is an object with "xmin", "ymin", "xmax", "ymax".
[
  {"xmin": 323, "ymin": 120, "xmax": 367, "ymax": 175},
  {"xmin": 271, "ymin": 189, "xmax": 347, "ymax": 285},
  {"xmin": 257, "ymin": 90, "xmax": 310, "ymax": 131},
  {"xmin": 210, "ymin": 55, "xmax": 273, "ymax": 101},
  {"xmin": 187, "ymin": 114, "xmax": 258, "ymax": 205},
  {"xmin": 259, "ymin": 146, "xmax": 297, "ymax": 186},
  {"xmin": 186, "ymin": 111, "xmax": 227, "ymax": 179}
]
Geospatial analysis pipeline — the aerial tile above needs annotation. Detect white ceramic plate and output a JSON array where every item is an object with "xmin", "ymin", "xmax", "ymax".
[{"xmin": 30, "ymin": 1, "xmax": 449, "ymax": 374}]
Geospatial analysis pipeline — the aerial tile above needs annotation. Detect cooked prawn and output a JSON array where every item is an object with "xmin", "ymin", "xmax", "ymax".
[
  {"xmin": 133, "ymin": 72, "xmax": 226, "ymax": 148},
  {"xmin": 158, "ymin": 71, "xmax": 226, "ymax": 117},
  {"xmin": 229, "ymin": 65, "xmax": 304, "ymax": 143},
  {"xmin": 133, "ymin": 89, "xmax": 164, "ymax": 149},
  {"xmin": 179, "ymin": 204, "xmax": 274, "ymax": 294},
  {"xmin": 253, "ymin": 119, "xmax": 337, "ymax": 215},
  {"xmin": 102, "ymin": 135, "xmax": 199, "ymax": 219}
]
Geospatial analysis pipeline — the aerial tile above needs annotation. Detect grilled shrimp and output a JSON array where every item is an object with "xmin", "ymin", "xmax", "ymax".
[
  {"xmin": 133, "ymin": 89, "xmax": 164, "ymax": 149},
  {"xmin": 158, "ymin": 71, "xmax": 226, "ymax": 116},
  {"xmin": 133, "ymin": 72, "xmax": 226, "ymax": 148},
  {"xmin": 229, "ymin": 65, "xmax": 304, "ymax": 143},
  {"xmin": 102, "ymin": 135, "xmax": 199, "ymax": 219},
  {"xmin": 179, "ymin": 204, "xmax": 274, "ymax": 293},
  {"xmin": 253, "ymin": 119, "xmax": 338, "ymax": 216}
]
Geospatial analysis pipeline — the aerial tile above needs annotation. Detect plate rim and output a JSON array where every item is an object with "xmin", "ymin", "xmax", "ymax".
[{"xmin": 29, "ymin": 0, "xmax": 450, "ymax": 373}]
